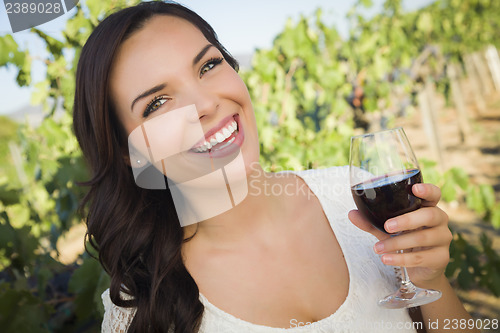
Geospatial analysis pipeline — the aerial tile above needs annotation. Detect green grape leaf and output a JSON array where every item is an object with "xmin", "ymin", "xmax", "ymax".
[
  {"xmin": 69, "ymin": 257, "xmax": 105, "ymax": 321},
  {"xmin": 359, "ymin": 0, "xmax": 374, "ymax": 8},
  {"xmin": 491, "ymin": 204, "xmax": 500, "ymax": 229},
  {"xmin": 441, "ymin": 180, "xmax": 457, "ymax": 202},
  {"xmin": 449, "ymin": 167, "xmax": 469, "ymax": 190},
  {"xmin": 457, "ymin": 263, "xmax": 474, "ymax": 289},
  {"xmin": 479, "ymin": 184, "xmax": 495, "ymax": 211}
]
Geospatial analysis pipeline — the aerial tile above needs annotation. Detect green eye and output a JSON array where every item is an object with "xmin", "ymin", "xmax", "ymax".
[
  {"xmin": 201, "ymin": 63, "xmax": 215, "ymax": 75},
  {"xmin": 200, "ymin": 57, "xmax": 223, "ymax": 77},
  {"xmin": 143, "ymin": 95, "xmax": 170, "ymax": 118}
]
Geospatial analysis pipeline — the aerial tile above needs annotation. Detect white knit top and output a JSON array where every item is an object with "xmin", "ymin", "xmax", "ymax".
[{"xmin": 101, "ymin": 166, "xmax": 417, "ymax": 332}]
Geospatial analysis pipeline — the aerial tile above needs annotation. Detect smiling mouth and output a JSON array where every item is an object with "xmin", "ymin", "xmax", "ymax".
[{"xmin": 190, "ymin": 117, "xmax": 239, "ymax": 154}]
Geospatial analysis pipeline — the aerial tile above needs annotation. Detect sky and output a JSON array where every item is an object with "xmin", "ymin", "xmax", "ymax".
[{"xmin": 0, "ymin": 0, "xmax": 436, "ymax": 115}]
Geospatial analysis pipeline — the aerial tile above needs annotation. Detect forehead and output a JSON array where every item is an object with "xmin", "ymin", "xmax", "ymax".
[
  {"xmin": 109, "ymin": 15, "xmax": 211, "ymax": 108},
  {"xmin": 117, "ymin": 15, "xmax": 208, "ymax": 62}
]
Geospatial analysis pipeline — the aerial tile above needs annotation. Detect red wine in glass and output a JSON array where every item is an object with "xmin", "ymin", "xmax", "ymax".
[
  {"xmin": 351, "ymin": 169, "xmax": 422, "ymax": 234},
  {"xmin": 349, "ymin": 127, "xmax": 441, "ymax": 308}
]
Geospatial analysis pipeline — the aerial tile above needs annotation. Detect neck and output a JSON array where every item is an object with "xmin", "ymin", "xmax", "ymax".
[{"xmin": 182, "ymin": 163, "xmax": 294, "ymax": 246}]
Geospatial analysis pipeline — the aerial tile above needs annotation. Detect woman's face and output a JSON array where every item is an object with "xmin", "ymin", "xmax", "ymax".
[{"xmin": 110, "ymin": 15, "xmax": 259, "ymax": 185}]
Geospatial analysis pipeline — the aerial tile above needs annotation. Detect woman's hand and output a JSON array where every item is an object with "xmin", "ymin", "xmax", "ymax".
[{"xmin": 348, "ymin": 183, "xmax": 453, "ymax": 288}]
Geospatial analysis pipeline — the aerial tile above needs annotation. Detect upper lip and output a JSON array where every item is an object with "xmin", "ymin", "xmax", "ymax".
[{"xmin": 191, "ymin": 114, "xmax": 237, "ymax": 149}]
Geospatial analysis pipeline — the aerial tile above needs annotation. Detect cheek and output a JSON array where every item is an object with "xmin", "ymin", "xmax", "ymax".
[
  {"xmin": 234, "ymin": 77, "xmax": 252, "ymax": 106},
  {"xmin": 127, "ymin": 105, "xmax": 204, "ymax": 165},
  {"xmin": 213, "ymin": 67, "xmax": 252, "ymax": 104}
]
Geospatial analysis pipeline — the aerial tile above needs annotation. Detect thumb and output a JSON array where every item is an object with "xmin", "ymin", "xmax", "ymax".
[{"xmin": 348, "ymin": 210, "xmax": 390, "ymax": 241}]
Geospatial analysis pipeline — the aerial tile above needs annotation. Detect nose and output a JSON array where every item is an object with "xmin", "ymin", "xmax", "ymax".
[{"xmin": 188, "ymin": 83, "xmax": 219, "ymax": 121}]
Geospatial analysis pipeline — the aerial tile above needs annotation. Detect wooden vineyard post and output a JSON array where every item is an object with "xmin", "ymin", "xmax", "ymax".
[
  {"xmin": 464, "ymin": 54, "xmax": 487, "ymax": 116},
  {"xmin": 447, "ymin": 64, "xmax": 470, "ymax": 143},
  {"xmin": 472, "ymin": 52, "xmax": 494, "ymax": 96},
  {"xmin": 485, "ymin": 45, "xmax": 500, "ymax": 92},
  {"xmin": 417, "ymin": 80, "xmax": 445, "ymax": 171}
]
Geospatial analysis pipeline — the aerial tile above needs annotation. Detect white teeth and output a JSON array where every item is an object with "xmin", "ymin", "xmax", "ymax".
[
  {"xmin": 212, "ymin": 136, "xmax": 236, "ymax": 152},
  {"xmin": 215, "ymin": 132, "xmax": 225, "ymax": 143},
  {"xmin": 193, "ymin": 118, "xmax": 239, "ymax": 152}
]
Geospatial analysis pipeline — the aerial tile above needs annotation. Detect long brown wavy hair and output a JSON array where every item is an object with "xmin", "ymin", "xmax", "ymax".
[{"xmin": 73, "ymin": 2, "xmax": 239, "ymax": 332}]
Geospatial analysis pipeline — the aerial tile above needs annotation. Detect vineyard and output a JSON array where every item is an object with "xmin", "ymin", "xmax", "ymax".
[
  {"xmin": 0, "ymin": 0, "xmax": 499, "ymax": 331},
  {"xmin": 396, "ymin": 91, "xmax": 500, "ymax": 323}
]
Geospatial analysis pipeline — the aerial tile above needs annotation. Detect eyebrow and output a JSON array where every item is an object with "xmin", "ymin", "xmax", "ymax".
[
  {"xmin": 130, "ymin": 44, "xmax": 215, "ymax": 112},
  {"xmin": 130, "ymin": 83, "xmax": 166, "ymax": 112},
  {"xmin": 193, "ymin": 44, "xmax": 214, "ymax": 66}
]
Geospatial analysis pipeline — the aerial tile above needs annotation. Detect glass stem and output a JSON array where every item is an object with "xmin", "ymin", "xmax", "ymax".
[{"xmin": 397, "ymin": 249, "xmax": 416, "ymax": 293}]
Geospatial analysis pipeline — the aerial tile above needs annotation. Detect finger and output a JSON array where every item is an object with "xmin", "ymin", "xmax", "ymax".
[
  {"xmin": 412, "ymin": 183, "xmax": 441, "ymax": 207},
  {"xmin": 348, "ymin": 210, "xmax": 390, "ymax": 241},
  {"xmin": 380, "ymin": 247, "xmax": 450, "ymax": 269},
  {"xmin": 374, "ymin": 226, "xmax": 453, "ymax": 254},
  {"xmin": 383, "ymin": 206, "xmax": 449, "ymax": 233}
]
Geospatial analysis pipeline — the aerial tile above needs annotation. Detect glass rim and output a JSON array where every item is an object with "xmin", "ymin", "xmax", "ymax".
[{"xmin": 350, "ymin": 126, "xmax": 405, "ymax": 140}]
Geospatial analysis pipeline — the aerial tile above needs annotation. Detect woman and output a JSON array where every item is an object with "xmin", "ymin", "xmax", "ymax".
[{"xmin": 73, "ymin": 1, "xmax": 476, "ymax": 332}]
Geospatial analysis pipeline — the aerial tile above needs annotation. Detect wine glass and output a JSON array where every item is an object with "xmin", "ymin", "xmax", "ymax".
[{"xmin": 349, "ymin": 127, "xmax": 442, "ymax": 309}]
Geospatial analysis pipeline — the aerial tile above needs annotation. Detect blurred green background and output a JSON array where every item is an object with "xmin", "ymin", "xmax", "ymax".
[{"xmin": 0, "ymin": 0, "xmax": 499, "ymax": 331}]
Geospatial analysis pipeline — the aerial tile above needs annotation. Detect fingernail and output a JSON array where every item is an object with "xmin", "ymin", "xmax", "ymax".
[
  {"xmin": 414, "ymin": 183, "xmax": 424, "ymax": 194},
  {"xmin": 374, "ymin": 242, "xmax": 384, "ymax": 253},
  {"xmin": 385, "ymin": 219, "xmax": 398, "ymax": 232},
  {"xmin": 382, "ymin": 255, "xmax": 393, "ymax": 264}
]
